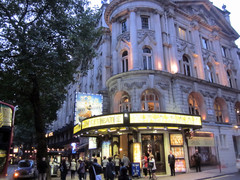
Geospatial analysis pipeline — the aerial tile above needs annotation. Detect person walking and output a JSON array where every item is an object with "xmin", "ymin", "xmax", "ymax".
[
  {"xmin": 77, "ymin": 159, "xmax": 85, "ymax": 180},
  {"xmin": 114, "ymin": 155, "xmax": 121, "ymax": 176},
  {"xmin": 148, "ymin": 155, "xmax": 156, "ymax": 180},
  {"xmin": 193, "ymin": 149, "xmax": 202, "ymax": 172},
  {"xmin": 121, "ymin": 154, "xmax": 130, "ymax": 175},
  {"xmin": 142, "ymin": 153, "xmax": 148, "ymax": 179},
  {"xmin": 60, "ymin": 159, "xmax": 68, "ymax": 180},
  {"xmin": 118, "ymin": 167, "xmax": 130, "ymax": 180},
  {"xmin": 85, "ymin": 157, "xmax": 90, "ymax": 180},
  {"xmin": 70, "ymin": 159, "xmax": 77, "ymax": 179},
  {"xmin": 38, "ymin": 157, "xmax": 48, "ymax": 180},
  {"xmin": 102, "ymin": 156, "xmax": 108, "ymax": 179},
  {"xmin": 89, "ymin": 158, "xmax": 103, "ymax": 180},
  {"xmin": 106, "ymin": 157, "xmax": 115, "ymax": 180},
  {"xmin": 168, "ymin": 150, "xmax": 175, "ymax": 176}
]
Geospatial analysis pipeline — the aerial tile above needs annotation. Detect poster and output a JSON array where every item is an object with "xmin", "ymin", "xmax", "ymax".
[
  {"xmin": 89, "ymin": 137, "xmax": 97, "ymax": 149},
  {"xmin": 133, "ymin": 143, "xmax": 141, "ymax": 164},
  {"xmin": 171, "ymin": 147, "xmax": 184, "ymax": 158},
  {"xmin": 175, "ymin": 159, "xmax": 186, "ymax": 172},
  {"xmin": 170, "ymin": 134, "xmax": 183, "ymax": 146},
  {"xmin": 74, "ymin": 93, "xmax": 103, "ymax": 125},
  {"xmin": 102, "ymin": 141, "xmax": 111, "ymax": 158}
]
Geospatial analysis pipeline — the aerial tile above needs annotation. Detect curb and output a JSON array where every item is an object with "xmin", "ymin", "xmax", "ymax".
[{"xmin": 196, "ymin": 172, "xmax": 236, "ymax": 180}]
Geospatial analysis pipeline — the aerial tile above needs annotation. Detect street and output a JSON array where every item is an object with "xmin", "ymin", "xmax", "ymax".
[{"xmin": 3, "ymin": 165, "xmax": 240, "ymax": 180}]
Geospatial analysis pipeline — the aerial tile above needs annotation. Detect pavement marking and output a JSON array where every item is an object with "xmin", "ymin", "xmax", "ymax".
[{"xmin": 204, "ymin": 174, "xmax": 235, "ymax": 180}]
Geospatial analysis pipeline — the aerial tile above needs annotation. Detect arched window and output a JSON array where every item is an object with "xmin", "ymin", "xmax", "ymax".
[
  {"xmin": 141, "ymin": 90, "xmax": 160, "ymax": 111},
  {"xmin": 143, "ymin": 47, "xmax": 152, "ymax": 70},
  {"xmin": 227, "ymin": 70, "xmax": 233, "ymax": 88},
  {"xmin": 122, "ymin": 51, "xmax": 128, "ymax": 72},
  {"xmin": 182, "ymin": 55, "xmax": 191, "ymax": 76},
  {"xmin": 214, "ymin": 99, "xmax": 223, "ymax": 123},
  {"xmin": 235, "ymin": 102, "xmax": 240, "ymax": 124},
  {"xmin": 119, "ymin": 94, "xmax": 131, "ymax": 112},
  {"xmin": 188, "ymin": 94, "xmax": 200, "ymax": 115},
  {"xmin": 206, "ymin": 63, "xmax": 215, "ymax": 83}
]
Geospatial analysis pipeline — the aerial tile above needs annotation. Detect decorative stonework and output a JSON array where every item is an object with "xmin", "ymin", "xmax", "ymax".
[
  {"xmin": 137, "ymin": 30, "xmax": 156, "ymax": 41},
  {"xmin": 117, "ymin": 32, "xmax": 130, "ymax": 42},
  {"xmin": 124, "ymin": 82, "xmax": 146, "ymax": 90},
  {"xmin": 199, "ymin": 90, "xmax": 216, "ymax": 98},
  {"xmin": 222, "ymin": 95, "xmax": 235, "ymax": 103},
  {"xmin": 180, "ymin": 85, "xmax": 191, "ymax": 93},
  {"xmin": 110, "ymin": 85, "xmax": 117, "ymax": 95},
  {"xmin": 156, "ymin": 81, "xmax": 170, "ymax": 90},
  {"xmin": 176, "ymin": 39, "xmax": 196, "ymax": 60}
]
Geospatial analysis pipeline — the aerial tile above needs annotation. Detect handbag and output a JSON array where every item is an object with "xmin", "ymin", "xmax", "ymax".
[{"xmin": 92, "ymin": 165, "xmax": 102, "ymax": 180}]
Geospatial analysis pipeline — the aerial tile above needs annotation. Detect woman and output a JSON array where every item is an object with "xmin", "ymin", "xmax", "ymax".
[
  {"xmin": 60, "ymin": 159, "xmax": 68, "ymax": 180},
  {"xmin": 70, "ymin": 159, "xmax": 77, "ymax": 179},
  {"xmin": 148, "ymin": 155, "xmax": 156, "ymax": 180},
  {"xmin": 77, "ymin": 159, "xmax": 85, "ymax": 180},
  {"xmin": 142, "ymin": 154, "xmax": 148, "ymax": 178}
]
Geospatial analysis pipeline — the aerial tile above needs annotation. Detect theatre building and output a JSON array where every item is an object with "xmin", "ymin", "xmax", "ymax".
[{"xmin": 48, "ymin": 0, "xmax": 240, "ymax": 175}]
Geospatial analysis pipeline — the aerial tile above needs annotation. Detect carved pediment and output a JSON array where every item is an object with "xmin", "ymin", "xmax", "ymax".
[
  {"xmin": 137, "ymin": 30, "xmax": 156, "ymax": 45},
  {"xmin": 124, "ymin": 82, "xmax": 146, "ymax": 90}
]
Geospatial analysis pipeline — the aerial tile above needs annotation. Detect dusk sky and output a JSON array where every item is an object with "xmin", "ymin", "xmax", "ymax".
[{"xmin": 90, "ymin": 0, "xmax": 240, "ymax": 47}]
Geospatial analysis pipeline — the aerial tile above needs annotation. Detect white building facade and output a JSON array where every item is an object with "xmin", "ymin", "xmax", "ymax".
[{"xmin": 48, "ymin": 0, "xmax": 240, "ymax": 175}]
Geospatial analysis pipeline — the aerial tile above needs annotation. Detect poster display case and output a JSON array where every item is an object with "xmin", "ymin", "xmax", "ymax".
[{"xmin": 170, "ymin": 134, "xmax": 186, "ymax": 172}]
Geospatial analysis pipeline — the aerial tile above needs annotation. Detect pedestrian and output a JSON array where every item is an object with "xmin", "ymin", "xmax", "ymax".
[
  {"xmin": 60, "ymin": 159, "xmax": 68, "ymax": 180},
  {"xmin": 77, "ymin": 158, "xmax": 85, "ymax": 180},
  {"xmin": 38, "ymin": 157, "xmax": 48, "ymax": 180},
  {"xmin": 193, "ymin": 149, "xmax": 202, "ymax": 172},
  {"xmin": 142, "ymin": 153, "xmax": 148, "ymax": 178},
  {"xmin": 89, "ymin": 158, "xmax": 103, "ymax": 180},
  {"xmin": 119, "ymin": 162, "xmax": 125, "ymax": 176},
  {"xmin": 168, "ymin": 150, "xmax": 175, "ymax": 176},
  {"xmin": 148, "ymin": 155, "xmax": 156, "ymax": 180},
  {"xmin": 118, "ymin": 166, "xmax": 130, "ymax": 180},
  {"xmin": 121, "ymin": 154, "xmax": 130, "ymax": 175},
  {"xmin": 114, "ymin": 155, "xmax": 120, "ymax": 176},
  {"xmin": 70, "ymin": 159, "xmax": 77, "ymax": 179},
  {"xmin": 85, "ymin": 157, "xmax": 90, "ymax": 180},
  {"xmin": 106, "ymin": 157, "xmax": 115, "ymax": 180},
  {"xmin": 102, "ymin": 156, "xmax": 108, "ymax": 179}
]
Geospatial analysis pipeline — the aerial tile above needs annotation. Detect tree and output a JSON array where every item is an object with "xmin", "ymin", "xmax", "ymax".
[{"xmin": 0, "ymin": 0, "xmax": 101, "ymax": 162}]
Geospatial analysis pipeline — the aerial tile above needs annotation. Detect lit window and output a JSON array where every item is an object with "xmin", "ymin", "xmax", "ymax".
[
  {"xmin": 202, "ymin": 37, "xmax": 209, "ymax": 49},
  {"xmin": 143, "ymin": 47, "xmax": 152, "ymax": 70},
  {"xmin": 221, "ymin": 46, "xmax": 227, "ymax": 57},
  {"xmin": 214, "ymin": 99, "xmax": 223, "ymax": 123},
  {"xmin": 188, "ymin": 94, "xmax": 200, "ymax": 115},
  {"xmin": 119, "ymin": 94, "xmax": 131, "ymax": 112},
  {"xmin": 122, "ymin": 20, "xmax": 127, "ymax": 33},
  {"xmin": 206, "ymin": 63, "xmax": 215, "ymax": 83},
  {"xmin": 179, "ymin": 27, "xmax": 186, "ymax": 40},
  {"xmin": 235, "ymin": 103, "xmax": 240, "ymax": 124},
  {"xmin": 227, "ymin": 70, "xmax": 233, "ymax": 88},
  {"xmin": 182, "ymin": 55, "xmax": 191, "ymax": 76},
  {"xmin": 141, "ymin": 90, "xmax": 160, "ymax": 111},
  {"xmin": 121, "ymin": 51, "xmax": 128, "ymax": 72},
  {"xmin": 141, "ymin": 16, "xmax": 149, "ymax": 29}
]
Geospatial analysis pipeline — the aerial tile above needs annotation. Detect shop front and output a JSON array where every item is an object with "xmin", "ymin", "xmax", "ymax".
[{"xmin": 73, "ymin": 112, "xmax": 202, "ymax": 175}]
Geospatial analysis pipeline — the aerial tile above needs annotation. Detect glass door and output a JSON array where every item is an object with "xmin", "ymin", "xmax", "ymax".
[{"xmin": 142, "ymin": 134, "xmax": 166, "ymax": 174}]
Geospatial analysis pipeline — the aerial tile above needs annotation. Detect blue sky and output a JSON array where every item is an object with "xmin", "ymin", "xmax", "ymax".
[{"xmin": 90, "ymin": 0, "xmax": 240, "ymax": 47}]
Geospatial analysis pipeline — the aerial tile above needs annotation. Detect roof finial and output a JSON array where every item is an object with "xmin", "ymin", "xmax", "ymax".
[{"xmin": 222, "ymin": 4, "xmax": 226, "ymax": 11}]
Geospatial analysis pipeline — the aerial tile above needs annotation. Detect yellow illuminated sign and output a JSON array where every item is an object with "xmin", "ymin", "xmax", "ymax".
[
  {"xmin": 133, "ymin": 143, "xmax": 141, "ymax": 164},
  {"xmin": 73, "ymin": 124, "xmax": 82, "ymax": 134},
  {"xmin": 170, "ymin": 134, "xmax": 183, "ymax": 146},
  {"xmin": 130, "ymin": 113, "xmax": 201, "ymax": 126},
  {"xmin": 82, "ymin": 114, "xmax": 123, "ymax": 130}
]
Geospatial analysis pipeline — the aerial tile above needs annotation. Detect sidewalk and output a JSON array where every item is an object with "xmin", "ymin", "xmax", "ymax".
[{"xmin": 52, "ymin": 166, "xmax": 238, "ymax": 180}]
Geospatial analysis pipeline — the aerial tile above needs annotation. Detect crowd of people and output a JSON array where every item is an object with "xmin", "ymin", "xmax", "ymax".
[{"xmin": 38, "ymin": 149, "xmax": 202, "ymax": 180}]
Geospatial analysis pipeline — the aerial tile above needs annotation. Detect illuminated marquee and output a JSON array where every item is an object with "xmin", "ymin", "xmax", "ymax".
[
  {"xmin": 82, "ymin": 114, "xmax": 124, "ymax": 129},
  {"xmin": 0, "ymin": 104, "xmax": 13, "ymax": 127},
  {"xmin": 130, "ymin": 113, "xmax": 201, "ymax": 126}
]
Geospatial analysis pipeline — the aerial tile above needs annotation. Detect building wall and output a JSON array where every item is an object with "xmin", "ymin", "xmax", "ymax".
[{"xmin": 51, "ymin": 0, "xmax": 240, "ymax": 171}]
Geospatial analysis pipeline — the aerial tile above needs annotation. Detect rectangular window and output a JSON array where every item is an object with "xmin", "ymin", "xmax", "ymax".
[
  {"xmin": 141, "ymin": 16, "xmax": 149, "ymax": 29},
  {"xmin": 122, "ymin": 20, "xmax": 127, "ymax": 33},
  {"xmin": 143, "ymin": 56, "xmax": 147, "ymax": 70},
  {"xmin": 219, "ymin": 134, "xmax": 227, "ymax": 148},
  {"xmin": 202, "ymin": 37, "xmax": 209, "ymax": 49},
  {"xmin": 221, "ymin": 46, "xmax": 227, "ymax": 57},
  {"xmin": 178, "ymin": 27, "xmax": 187, "ymax": 40}
]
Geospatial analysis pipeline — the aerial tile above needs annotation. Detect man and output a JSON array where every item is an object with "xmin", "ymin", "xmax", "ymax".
[
  {"xmin": 168, "ymin": 150, "xmax": 175, "ymax": 176},
  {"xmin": 38, "ymin": 157, "xmax": 48, "ymax": 180},
  {"xmin": 121, "ymin": 154, "xmax": 130, "ymax": 175},
  {"xmin": 102, "ymin": 156, "xmax": 108, "ymax": 179},
  {"xmin": 89, "ymin": 158, "xmax": 102, "ymax": 180},
  {"xmin": 193, "ymin": 149, "xmax": 202, "ymax": 172}
]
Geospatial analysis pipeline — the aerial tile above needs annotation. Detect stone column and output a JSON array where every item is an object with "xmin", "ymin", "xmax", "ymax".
[
  {"xmin": 112, "ymin": 21, "xmax": 118, "ymax": 75},
  {"xmin": 130, "ymin": 10, "xmax": 139, "ymax": 70},
  {"xmin": 161, "ymin": 14, "xmax": 169, "ymax": 71},
  {"xmin": 191, "ymin": 21, "xmax": 205, "ymax": 79},
  {"xmin": 154, "ymin": 12, "xmax": 165, "ymax": 70}
]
